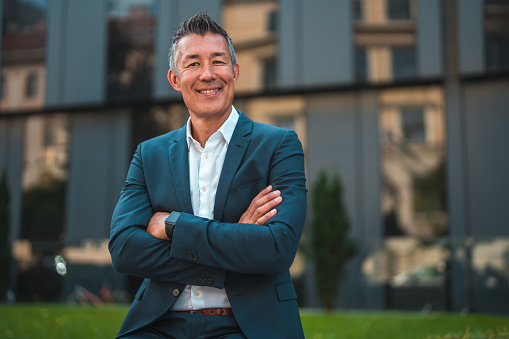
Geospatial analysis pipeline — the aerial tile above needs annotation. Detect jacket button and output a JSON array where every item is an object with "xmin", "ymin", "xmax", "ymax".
[{"xmin": 173, "ymin": 289, "xmax": 180, "ymax": 297}]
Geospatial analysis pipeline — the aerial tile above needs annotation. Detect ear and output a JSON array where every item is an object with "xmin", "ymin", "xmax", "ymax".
[
  {"xmin": 168, "ymin": 69, "xmax": 181, "ymax": 92},
  {"xmin": 233, "ymin": 63, "xmax": 240, "ymax": 85}
]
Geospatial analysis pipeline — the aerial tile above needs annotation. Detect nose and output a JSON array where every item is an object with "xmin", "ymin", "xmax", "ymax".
[{"xmin": 199, "ymin": 63, "xmax": 217, "ymax": 81}]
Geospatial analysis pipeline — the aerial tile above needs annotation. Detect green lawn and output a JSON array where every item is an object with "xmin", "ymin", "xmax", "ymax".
[
  {"xmin": 1, "ymin": 304, "xmax": 508, "ymax": 338},
  {"xmin": 300, "ymin": 311, "xmax": 509, "ymax": 339}
]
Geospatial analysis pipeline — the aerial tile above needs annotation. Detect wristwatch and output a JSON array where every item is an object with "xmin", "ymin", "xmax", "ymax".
[{"xmin": 165, "ymin": 212, "xmax": 181, "ymax": 240}]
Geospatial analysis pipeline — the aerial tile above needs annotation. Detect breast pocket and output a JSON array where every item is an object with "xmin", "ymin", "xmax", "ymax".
[
  {"xmin": 230, "ymin": 177, "xmax": 263, "ymax": 193},
  {"xmin": 225, "ymin": 178, "xmax": 265, "ymax": 222}
]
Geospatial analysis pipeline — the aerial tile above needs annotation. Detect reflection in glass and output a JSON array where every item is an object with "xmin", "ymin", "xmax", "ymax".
[
  {"xmin": 392, "ymin": 46, "xmax": 416, "ymax": 81},
  {"xmin": 353, "ymin": 0, "xmax": 363, "ymax": 21},
  {"xmin": 355, "ymin": 46, "xmax": 368, "ymax": 83},
  {"xmin": 106, "ymin": 0, "xmax": 157, "ymax": 102},
  {"xmin": 1, "ymin": 0, "xmax": 47, "ymax": 111},
  {"xmin": 380, "ymin": 100, "xmax": 446, "ymax": 237},
  {"xmin": 17, "ymin": 114, "xmax": 69, "ymax": 301},
  {"xmin": 472, "ymin": 238, "xmax": 509, "ymax": 313},
  {"xmin": 273, "ymin": 115, "xmax": 295, "ymax": 131},
  {"xmin": 387, "ymin": 0, "xmax": 412, "ymax": 21},
  {"xmin": 0, "ymin": 74, "xmax": 4, "ymax": 99},
  {"xmin": 379, "ymin": 88, "xmax": 448, "ymax": 310},
  {"xmin": 25, "ymin": 72, "xmax": 38, "ymax": 97},
  {"xmin": 267, "ymin": 9, "xmax": 278, "ymax": 32},
  {"xmin": 263, "ymin": 57, "xmax": 277, "ymax": 90},
  {"xmin": 222, "ymin": 0, "xmax": 278, "ymax": 93},
  {"xmin": 484, "ymin": 0, "xmax": 509, "ymax": 71},
  {"xmin": 400, "ymin": 107, "xmax": 425, "ymax": 143}
]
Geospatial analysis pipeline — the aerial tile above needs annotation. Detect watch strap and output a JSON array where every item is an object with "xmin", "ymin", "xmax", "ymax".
[{"xmin": 165, "ymin": 212, "xmax": 181, "ymax": 239}]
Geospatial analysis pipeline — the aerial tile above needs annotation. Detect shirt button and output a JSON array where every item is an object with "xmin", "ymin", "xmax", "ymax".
[
  {"xmin": 173, "ymin": 289, "xmax": 180, "ymax": 297},
  {"xmin": 194, "ymin": 292, "xmax": 200, "ymax": 297},
  {"xmin": 203, "ymin": 154, "xmax": 209, "ymax": 160},
  {"xmin": 201, "ymin": 186, "xmax": 206, "ymax": 192}
]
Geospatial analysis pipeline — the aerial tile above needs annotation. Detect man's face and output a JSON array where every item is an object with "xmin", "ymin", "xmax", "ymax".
[{"xmin": 168, "ymin": 33, "xmax": 239, "ymax": 122}]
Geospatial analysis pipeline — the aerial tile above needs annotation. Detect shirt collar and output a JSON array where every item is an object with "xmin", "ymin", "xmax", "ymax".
[{"xmin": 186, "ymin": 106, "xmax": 239, "ymax": 150}]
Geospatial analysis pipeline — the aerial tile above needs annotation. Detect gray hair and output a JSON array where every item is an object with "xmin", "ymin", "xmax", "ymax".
[{"xmin": 168, "ymin": 12, "xmax": 237, "ymax": 74}]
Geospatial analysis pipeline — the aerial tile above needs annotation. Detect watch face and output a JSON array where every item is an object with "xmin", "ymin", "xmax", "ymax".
[{"xmin": 166, "ymin": 212, "xmax": 180, "ymax": 225}]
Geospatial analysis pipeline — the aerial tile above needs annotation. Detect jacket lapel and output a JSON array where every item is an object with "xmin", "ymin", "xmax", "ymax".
[
  {"xmin": 168, "ymin": 126, "xmax": 193, "ymax": 214},
  {"xmin": 214, "ymin": 112, "xmax": 252, "ymax": 221}
]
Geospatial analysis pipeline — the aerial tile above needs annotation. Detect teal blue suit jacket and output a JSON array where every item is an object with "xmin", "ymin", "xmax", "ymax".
[{"xmin": 109, "ymin": 112, "xmax": 307, "ymax": 338}]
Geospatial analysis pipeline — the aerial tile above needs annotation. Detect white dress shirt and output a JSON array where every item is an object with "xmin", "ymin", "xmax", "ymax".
[{"xmin": 171, "ymin": 106, "xmax": 239, "ymax": 311}]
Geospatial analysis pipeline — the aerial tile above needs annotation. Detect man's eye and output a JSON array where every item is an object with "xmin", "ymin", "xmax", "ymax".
[
  {"xmin": 213, "ymin": 60, "xmax": 225, "ymax": 64},
  {"xmin": 188, "ymin": 62, "xmax": 199, "ymax": 67}
]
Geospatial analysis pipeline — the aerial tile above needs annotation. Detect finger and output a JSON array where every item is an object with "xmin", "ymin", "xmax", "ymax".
[
  {"xmin": 242, "ymin": 188, "xmax": 278, "ymax": 220},
  {"xmin": 255, "ymin": 208, "xmax": 278, "ymax": 225},
  {"xmin": 239, "ymin": 186, "xmax": 281, "ymax": 224},
  {"xmin": 249, "ymin": 185, "xmax": 274, "ymax": 207},
  {"xmin": 252, "ymin": 195, "xmax": 282, "ymax": 221},
  {"xmin": 250, "ymin": 189, "xmax": 281, "ymax": 213}
]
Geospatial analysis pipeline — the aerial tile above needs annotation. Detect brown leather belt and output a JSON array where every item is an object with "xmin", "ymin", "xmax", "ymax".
[{"xmin": 175, "ymin": 308, "xmax": 233, "ymax": 316}]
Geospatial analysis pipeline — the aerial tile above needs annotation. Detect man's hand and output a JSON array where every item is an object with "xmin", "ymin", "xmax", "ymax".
[
  {"xmin": 239, "ymin": 185, "xmax": 282, "ymax": 225},
  {"xmin": 147, "ymin": 211, "xmax": 170, "ymax": 240},
  {"xmin": 146, "ymin": 185, "xmax": 281, "ymax": 240}
]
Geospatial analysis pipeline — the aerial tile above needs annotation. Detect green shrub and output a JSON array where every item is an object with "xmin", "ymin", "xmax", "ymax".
[{"xmin": 308, "ymin": 170, "xmax": 355, "ymax": 312}]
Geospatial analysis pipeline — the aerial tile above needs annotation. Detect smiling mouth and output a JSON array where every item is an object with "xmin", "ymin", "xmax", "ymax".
[{"xmin": 198, "ymin": 88, "xmax": 220, "ymax": 94}]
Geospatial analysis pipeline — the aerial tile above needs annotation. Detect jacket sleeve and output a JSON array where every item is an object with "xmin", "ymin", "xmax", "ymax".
[
  {"xmin": 108, "ymin": 143, "xmax": 226, "ymax": 288},
  {"xmin": 169, "ymin": 130, "xmax": 307, "ymax": 275}
]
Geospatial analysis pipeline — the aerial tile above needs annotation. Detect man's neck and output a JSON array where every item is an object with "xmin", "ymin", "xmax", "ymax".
[{"xmin": 189, "ymin": 109, "xmax": 232, "ymax": 147}]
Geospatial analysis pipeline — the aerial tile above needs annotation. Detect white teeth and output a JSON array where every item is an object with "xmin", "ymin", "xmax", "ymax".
[{"xmin": 199, "ymin": 89, "xmax": 219, "ymax": 94}]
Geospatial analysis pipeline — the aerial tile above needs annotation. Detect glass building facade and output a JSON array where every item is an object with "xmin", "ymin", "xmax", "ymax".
[{"xmin": 1, "ymin": 0, "xmax": 508, "ymax": 313}]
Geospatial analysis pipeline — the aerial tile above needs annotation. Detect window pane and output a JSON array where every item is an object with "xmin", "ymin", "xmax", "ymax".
[
  {"xmin": 26, "ymin": 72, "xmax": 37, "ymax": 97},
  {"xmin": 380, "ymin": 90, "xmax": 447, "ymax": 240},
  {"xmin": 387, "ymin": 0, "xmax": 411, "ymax": 20},
  {"xmin": 0, "ymin": 74, "xmax": 4, "ymax": 99},
  {"xmin": 268, "ymin": 10, "xmax": 278, "ymax": 32},
  {"xmin": 263, "ymin": 57, "xmax": 277, "ymax": 90},
  {"xmin": 486, "ymin": 33, "xmax": 509, "ymax": 70},
  {"xmin": 355, "ymin": 47, "xmax": 368, "ymax": 83},
  {"xmin": 392, "ymin": 46, "xmax": 416, "ymax": 80},
  {"xmin": 106, "ymin": 0, "xmax": 157, "ymax": 102},
  {"xmin": 353, "ymin": 0, "xmax": 363, "ymax": 21},
  {"xmin": 401, "ymin": 107, "xmax": 425, "ymax": 143},
  {"xmin": 1, "ymin": 0, "xmax": 47, "ymax": 110}
]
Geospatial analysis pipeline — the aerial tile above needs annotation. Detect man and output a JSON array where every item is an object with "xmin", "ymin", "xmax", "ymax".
[{"xmin": 109, "ymin": 12, "xmax": 307, "ymax": 339}]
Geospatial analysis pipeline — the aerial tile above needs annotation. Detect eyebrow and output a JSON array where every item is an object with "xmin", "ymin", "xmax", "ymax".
[{"xmin": 183, "ymin": 52, "xmax": 227, "ymax": 60}]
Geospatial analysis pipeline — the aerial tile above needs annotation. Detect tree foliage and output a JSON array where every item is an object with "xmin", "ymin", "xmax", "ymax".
[{"xmin": 310, "ymin": 170, "xmax": 355, "ymax": 311}]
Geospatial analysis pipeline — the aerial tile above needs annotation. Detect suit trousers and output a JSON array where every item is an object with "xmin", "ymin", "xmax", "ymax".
[{"xmin": 121, "ymin": 310, "xmax": 247, "ymax": 339}]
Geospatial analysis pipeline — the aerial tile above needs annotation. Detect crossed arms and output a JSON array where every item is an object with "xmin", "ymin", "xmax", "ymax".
[
  {"xmin": 109, "ymin": 129, "xmax": 307, "ymax": 285},
  {"xmin": 146, "ymin": 185, "xmax": 283, "ymax": 240}
]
